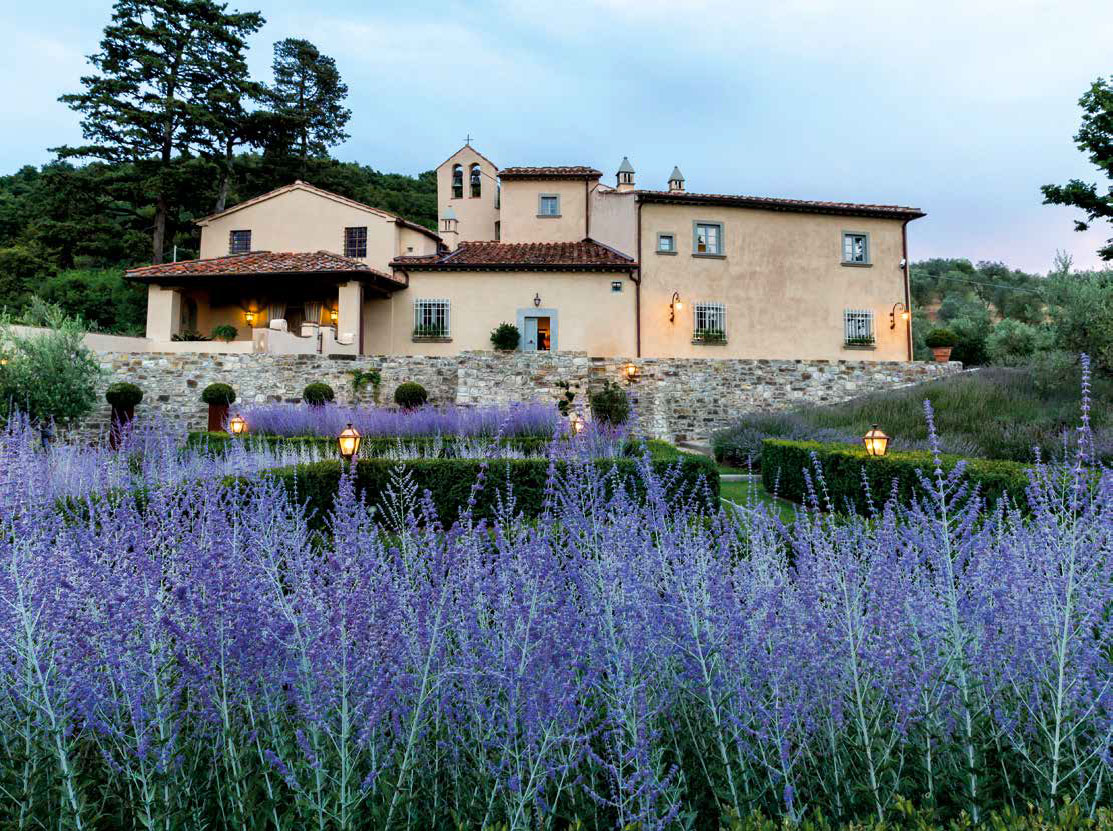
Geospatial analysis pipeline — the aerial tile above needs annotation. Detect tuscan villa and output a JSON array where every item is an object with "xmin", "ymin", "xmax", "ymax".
[{"xmin": 126, "ymin": 143, "xmax": 923, "ymax": 360}]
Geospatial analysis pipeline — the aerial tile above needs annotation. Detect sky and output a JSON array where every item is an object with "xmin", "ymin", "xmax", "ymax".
[{"xmin": 3, "ymin": 0, "xmax": 1112, "ymax": 273}]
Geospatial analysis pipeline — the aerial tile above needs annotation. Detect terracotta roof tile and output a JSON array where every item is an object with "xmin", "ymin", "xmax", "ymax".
[
  {"xmin": 392, "ymin": 239, "xmax": 635, "ymax": 271},
  {"xmin": 636, "ymin": 189, "xmax": 924, "ymax": 219},
  {"xmin": 125, "ymin": 251, "xmax": 401, "ymax": 284},
  {"xmin": 498, "ymin": 166, "xmax": 603, "ymax": 180}
]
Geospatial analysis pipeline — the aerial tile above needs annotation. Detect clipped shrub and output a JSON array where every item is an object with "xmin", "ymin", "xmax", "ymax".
[
  {"xmin": 588, "ymin": 381, "xmax": 630, "ymax": 425},
  {"xmin": 393, "ymin": 381, "xmax": 428, "ymax": 409},
  {"xmin": 949, "ymin": 315, "xmax": 992, "ymax": 366},
  {"xmin": 200, "ymin": 383, "xmax": 236, "ymax": 406},
  {"xmin": 490, "ymin": 322, "xmax": 520, "ymax": 351},
  {"xmin": 302, "ymin": 382, "xmax": 336, "ymax": 406},
  {"xmin": 924, "ymin": 328, "xmax": 957, "ymax": 348},
  {"xmin": 761, "ymin": 439, "xmax": 1031, "ymax": 514},
  {"xmin": 986, "ymin": 319, "xmax": 1040, "ymax": 364},
  {"xmin": 104, "ymin": 382, "xmax": 143, "ymax": 409},
  {"xmin": 211, "ymin": 324, "xmax": 238, "ymax": 342}
]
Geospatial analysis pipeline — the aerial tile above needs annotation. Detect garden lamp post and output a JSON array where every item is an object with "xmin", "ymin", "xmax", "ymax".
[
  {"xmin": 227, "ymin": 414, "xmax": 247, "ymax": 437},
  {"xmin": 862, "ymin": 424, "xmax": 891, "ymax": 457},
  {"xmin": 338, "ymin": 423, "xmax": 362, "ymax": 460}
]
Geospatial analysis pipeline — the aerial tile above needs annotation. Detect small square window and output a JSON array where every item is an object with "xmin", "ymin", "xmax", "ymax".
[
  {"xmin": 414, "ymin": 299, "xmax": 450, "ymax": 339},
  {"xmin": 538, "ymin": 194, "xmax": 560, "ymax": 216},
  {"xmin": 611, "ymin": 280, "xmax": 623, "ymax": 293},
  {"xmin": 344, "ymin": 226, "xmax": 367, "ymax": 259},
  {"xmin": 229, "ymin": 230, "xmax": 251, "ymax": 254},
  {"xmin": 844, "ymin": 309, "xmax": 875, "ymax": 345},
  {"xmin": 657, "ymin": 233, "xmax": 676, "ymax": 253},
  {"xmin": 842, "ymin": 232, "xmax": 870, "ymax": 265},
  {"xmin": 693, "ymin": 222, "xmax": 723, "ymax": 256}
]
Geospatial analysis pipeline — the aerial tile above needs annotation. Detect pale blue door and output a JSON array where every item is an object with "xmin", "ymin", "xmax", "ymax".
[{"xmin": 523, "ymin": 317, "xmax": 539, "ymax": 351}]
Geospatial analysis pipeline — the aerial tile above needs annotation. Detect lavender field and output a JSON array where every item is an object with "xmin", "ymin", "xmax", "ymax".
[{"xmin": 0, "ymin": 391, "xmax": 1110, "ymax": 829}]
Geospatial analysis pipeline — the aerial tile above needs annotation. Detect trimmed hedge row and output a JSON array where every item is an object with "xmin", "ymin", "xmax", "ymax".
[
  {"xmin": 226, "ymin": 453, "xmax": 719, "ymax": 527},
  {"xmin": 761, "ymin": 439, "xmax": 1032, "ymax": 513},
  {"xmin": 186, "ymin": 431, "xmax": 554, "ymax": 458}
]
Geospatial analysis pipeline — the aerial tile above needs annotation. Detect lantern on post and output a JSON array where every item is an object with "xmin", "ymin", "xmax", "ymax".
[
  {"xmin": 227, "ymin": 414, "xmax": 248, "ymax": 436},
  {"xmin": 862, "ymin": 424, "xmax": 891, "ymax": 457},
  {"xmin": 338, "ymin": 423, "xmax": 362, "ymax": 460}
]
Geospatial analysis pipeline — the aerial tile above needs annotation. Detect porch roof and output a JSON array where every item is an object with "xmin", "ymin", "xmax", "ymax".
[
  {"xmin": 125, "ymin": 251, "xmax": 406, "ymax": 292},
  {"xmin": 391, "ymin": 239, "xmax": 636, "ymax": 272}
]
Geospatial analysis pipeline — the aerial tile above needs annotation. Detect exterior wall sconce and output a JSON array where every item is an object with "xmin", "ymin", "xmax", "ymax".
[
  {"xmin": 569, "ymin": 414, "xmax": 586, "ymax": 435},
  {"xmin": 890, "ymin": 302, "xmax": 910, "ymax": 330},
  {"xmin": 244, "ymin": 310, "xmax": 257, "ymax": 327},
  {"xmin": 669, "ymin": 291, "xmax": 683, "ymax": 323},
  {"xmin": 338, "ymin": 423, "xmax": 362, "ymax": 460},
  {"xmin": 862, "ymin": 424, "xmax": 891, "ymax": 457},
  {"xmin": 623, "ymin": 362, "xmax": 640, "ymax": 383},
  {"xmin": 227, "ymin": 414, "xmax": 248, "ymax": 436},
  {"xmin": 533, "ymin": 293, "xmax": 542, "ymax": 307},
  {"xmin": 330, "ymin": 307, "xmax": 339, "ymax": 324}
]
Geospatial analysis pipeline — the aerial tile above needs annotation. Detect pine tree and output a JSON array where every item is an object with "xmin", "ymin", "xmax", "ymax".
[
  {"xmin": 267, "ymin": 38, "xmax": 352, "ymax": 175},
  {"xmin": 54, "ymin": 0, "xmax": 264, "ymax": 263}
]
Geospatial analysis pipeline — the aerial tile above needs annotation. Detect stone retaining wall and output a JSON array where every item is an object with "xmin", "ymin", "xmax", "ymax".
[{"xmin": 81, "ymin": 351, "xmax": 963, "ymax": 442}]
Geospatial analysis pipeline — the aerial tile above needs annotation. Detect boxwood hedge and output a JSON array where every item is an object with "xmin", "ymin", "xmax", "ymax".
[
  {"xmin": 186, "ymin": 431, "xmax": 554, "ymax": 458},
  {"xmin": 761, "ymin": 438, "xmax": 1032, "ymax": 513}
]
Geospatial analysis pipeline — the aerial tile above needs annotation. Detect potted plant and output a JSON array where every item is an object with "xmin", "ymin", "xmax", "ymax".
[
  {"xmin": 490, "ymin": 322, "xmax": 520, "ymax": 351},
  {"xmin": 105, "ymin": 382, "xmax": 142, "ymax": 449},
  {"xmin": 201, "ymin": 382, "xmax": 236, "ymax": 431},
  {"xmin": 924, "ymin": 328, "xmax": 958, "ymax": 362},
  {"xmin": 303, "ymin": 382, "xmax": 335, "ymax": 406},
  {"xmin": 211, "ymin": 324, "xmax": 238, "ymax": 342}
]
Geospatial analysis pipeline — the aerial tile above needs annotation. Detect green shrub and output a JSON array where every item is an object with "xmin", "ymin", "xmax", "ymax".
[
  {"xmin": 211, "ymin": 324, "xmax": 238, "ymax": 342},
  {"xmin": 1046, "ymin": 269, "xmax": 1113, "ymax": 371},
  {"xmin": 201, "ymin": 382, "xmax": 236, "ymax": 406},
  {"xmin": 588, "ymin": 380, "xmax": 631, "ymax": 425},
  {"xmin": 38, "ymin": 269, "xmax": 147, "ymax": 335},
  {"xmin": 394, "ymin": 381, "xmax": 428, "ymax": 409},
  {"xmin": 948, "ymin": 315, "xmax": 992, "ymax": 365},
  {"xmin": 104, "ymin": 382, "xmax": 143, "ymax": 409},
  {"xmin": 986, "ymin": 319, "xmax": 1041, "ymax": 364},
  {"xmin": 761, "ymin": 439, "xmax": 1031, "ymax": 514},
  {"xmin": 490, "ymin": 322, "xmax": 520, "ymax": 351},
  {"xmin": 302, "ymin": 382, "xmax": 335, "ymax": 405},
  {"xmin": 924, "ymin": 328, "xmax": 957, "ymax": 348}
]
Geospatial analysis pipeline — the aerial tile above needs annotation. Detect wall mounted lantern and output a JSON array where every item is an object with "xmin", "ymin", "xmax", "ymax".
[
  {"xmin": 569, "ymin": 414, "xmax": 586, "ymax": 435},
  {"xmin": 338, "ymin": 423, "xmax": 362, "ymax": 460},
  {"xmin": 623, "ymin": 362, "xmax": 640, "ymax": 383},
  {"xmin": 227, "ymin": 414, "xmax": 248, "ymax": 437},
  {"xmin": 890, "ymin": 302, "xmax": 910, "ymax": 330},
  {"xmin": 669, "ymin": 291, "xmax": 683, "ymax": 323},
  {"xmin": 330, "ymin": 307, "xmax": 339, "ymax": 324},
  {"xmin": 862, "ymin": 424, "xmax": 891, "ymax": 457},
  {"xmin": 244, "ymin": 310, "xmax": 257, "ymax": 327},
  {"xmin": 533, "ymin": 293, "xmax": 542, "ymax": 308}
]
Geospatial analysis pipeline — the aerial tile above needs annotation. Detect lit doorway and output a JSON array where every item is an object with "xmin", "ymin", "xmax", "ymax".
[{"xmin": 519, "ymin": 309, "xmax": 559, "ymax": 352}]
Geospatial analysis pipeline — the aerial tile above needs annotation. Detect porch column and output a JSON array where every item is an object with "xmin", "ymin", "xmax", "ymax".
[
  {"xmin": 337, "ymin": 281, "xmax": 364, "ymax": 353},
  {"xmin": 145, "ymin": 284, "xmax": 181, "ymax": 341}
]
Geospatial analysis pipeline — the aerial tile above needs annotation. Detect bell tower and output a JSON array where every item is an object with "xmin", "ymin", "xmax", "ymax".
[{"xmin": 436, "ymin": 141, "xmax": 500, "ymax": 242}]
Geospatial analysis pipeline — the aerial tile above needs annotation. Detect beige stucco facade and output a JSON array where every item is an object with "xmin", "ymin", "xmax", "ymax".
[
  {"xmin": 437, "ymin": 145, "xmax": 499, "ymax": 244},
  {"xmin": 498, "ymin": 178, "xmax": 594, "ymax": 244}
]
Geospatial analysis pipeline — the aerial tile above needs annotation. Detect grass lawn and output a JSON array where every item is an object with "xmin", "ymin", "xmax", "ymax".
[{"xmin": 720, "ymin": 478, "xmax": 798, "ymax": 523}]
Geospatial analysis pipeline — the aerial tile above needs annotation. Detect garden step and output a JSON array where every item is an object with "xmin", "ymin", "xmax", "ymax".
[{"xmin": 676, "ymin": 440, "xmax": 712, "ymax": 456}]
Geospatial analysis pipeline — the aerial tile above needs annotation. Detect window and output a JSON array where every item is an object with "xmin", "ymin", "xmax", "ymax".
[
  {"xmin": 470, "ymin": 163, "xmax": 482, "ymax": 198},
  {"xmin": 495, "ymin": 221, "xmax": 501, "ymax": 241},
  {"xmin": 844, "ymin": 309, "xmax": 875, "ymax": 346},
  {"xmin": 693, "ymin": 302, "xmax": 727, "ymax": 343},
  {"xmin": 229, "ymin": 230, "xmax": 251, "ymax": 254},
  {"xmin": 657, "ymin": 233, "xmax": 676, "ymax": 254},
  {"xmin": 538, "ymin": 194, "xmax": 560, "ymax": 217},
  {"xmin": 842, "ymin": 232, "xmax": 870, "ymax": 265},
  {"xmin": 344, "ymin": 226, "xmax": 367, "ymax": 259},
  {"xmin": 452, "ymin": 164, "xmax": 463, "ymax": 199},
  {"xmin": 611, "ymin": 280, "xmax": 623, "ymax": 293},
  {"xmin": 693, "ymin": 222, "xmax": 723, "ymax": 256},
  {"xmin": 413, "ymin": 299, "xmax": 450, "ymax": 338}
]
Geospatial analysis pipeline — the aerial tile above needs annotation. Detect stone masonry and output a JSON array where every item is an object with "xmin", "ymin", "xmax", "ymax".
[{"xmin": 82, "ymin": 351, "xmax": 964, "ymax": 442}]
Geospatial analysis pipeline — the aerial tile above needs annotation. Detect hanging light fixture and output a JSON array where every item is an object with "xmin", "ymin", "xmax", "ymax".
[
  {"xmin": 338, "ymin": 423, "xmax": 362, "ymax": 460},
  {"xmin": 889, "ymin": 302, "xmax": 910, "ymax": 330},
  {"xmin": 330, "ymin": 307, "xmax": 339, "ymax": 324},
  {"xmin": 862, "ymin": 424, "xmax": 891, "ymax": 457},
  {"xmin": 533, "ymin": 293, "xmax": 542, "ymax": 308},
  {"xmin": 669, "ymin": 291, "xmax": 683, "ymax": 323},
  {"xmin": 227, "ymin": 414, "xmax": 247, "ymax": 436},
  {"xmin": 244, "ymin": 309, "xmax": 257, "ymax": 326}
]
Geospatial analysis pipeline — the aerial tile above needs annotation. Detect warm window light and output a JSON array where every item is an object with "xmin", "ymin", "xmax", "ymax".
[
  {"xmin": 244, "ymin": 310, "xmax": 257, "ymax": 326},
  {"xmin": 862, "ymin": 424, "xmax": 891, "ymax": 457},
  {"xmin": 227, "ymin": 414, "xmax": 247, "ymax": 436},
  {"xmin": 624, "ymin": 362, "xmax": 639, "ymax": 383},
  {"xmin": 669, "ymin": 291, "xmax": 683, "ymax": 323},
  {"xmin": 338, "ymin": 422, "xmax": 362, "ymax": 460},
  {"xmin": 330, "ymin": 308, "xmax": 338, "ymax": 324}
]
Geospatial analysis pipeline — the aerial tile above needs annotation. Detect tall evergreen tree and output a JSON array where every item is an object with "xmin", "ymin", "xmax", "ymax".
[
  {"xmin": 54, "ymin": 0, "xmax": 264, "ymax": 263},
  {"xmin": 1043, "ymin": 75, "xmax": 1113, "ymax": 261},
  {"xmin": 268, "ymin": 38, "xmax": 352, "ymax": 175}
]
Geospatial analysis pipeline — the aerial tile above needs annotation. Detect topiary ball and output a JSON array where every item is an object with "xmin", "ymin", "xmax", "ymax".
[
  {"xmin": 303, "ymin": 382, "xmax": 336, "ymax": 406},
  {"xmin": 105, "ymin": 382, "xmax": 143, "ymax": 409},
  {"xmin": 393, "ymin": 381, "xmax": 429, "ymax": 409},
  {"xmin": 201, "ymin": 382, "xmax": 236, "ymax": 406}
]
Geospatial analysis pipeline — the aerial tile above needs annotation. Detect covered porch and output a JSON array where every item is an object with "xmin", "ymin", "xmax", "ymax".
[{"xmin": 125, "ymin": 251, "xmax": 406, "ymax": 355}]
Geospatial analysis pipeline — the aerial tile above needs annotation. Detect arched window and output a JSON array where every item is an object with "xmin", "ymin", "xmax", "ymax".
[
  {"xmin": 452, "ymin": 164, "xmax": 463, "ymax": 198},
  {"xmin": 469, "ymin": 163, "xmax": 481, "ymax": 198}
]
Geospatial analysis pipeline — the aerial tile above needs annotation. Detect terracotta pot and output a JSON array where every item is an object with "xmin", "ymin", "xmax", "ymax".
[
  {"xmin": 208, "ymin": 402, "xmax": 229, "ymax": 432},
  {"xmin": 109, "ymin": 405, "xmax": 134, "ymax": 450},
  {"xmin": 931, "ymin": 346, "xmax": 953, "ymax": 363}
]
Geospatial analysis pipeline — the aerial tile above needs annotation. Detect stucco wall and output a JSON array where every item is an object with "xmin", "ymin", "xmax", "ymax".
[
  {"xmin": 76, "ymin": 351, "xmax": 961, "ymax": 442},
  {"xmin": 437, "ymin": 146, "xmax": 500, "ymax": 242},
  {"xmin": 588, "ymin": 188, "xmax": 637, "ymax": 257},
  {"xmin": 500, "ymin": 179, "xmax": 592, "ymax": 243},
  {"xmin": 638, "ymin": 203, "xmax": 912, "ymax": 361}
]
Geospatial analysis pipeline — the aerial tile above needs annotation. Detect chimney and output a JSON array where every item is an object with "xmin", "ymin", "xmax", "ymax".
[
  {"xmin": 440, "ymin": 206, "xmax": 459, "ymax": 251},
  {"xmin": 616, "ymin": 156, "xmax": 636, "ymax": 192},
  {"xmin": 668, "ymin": 166, "xmax": 685, "ymax": 193}
]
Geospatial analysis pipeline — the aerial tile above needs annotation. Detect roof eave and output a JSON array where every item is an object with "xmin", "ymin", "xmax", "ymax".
[{"xmin": 635, "ymin": 191, "xmax": 925, "ymax": 220}]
